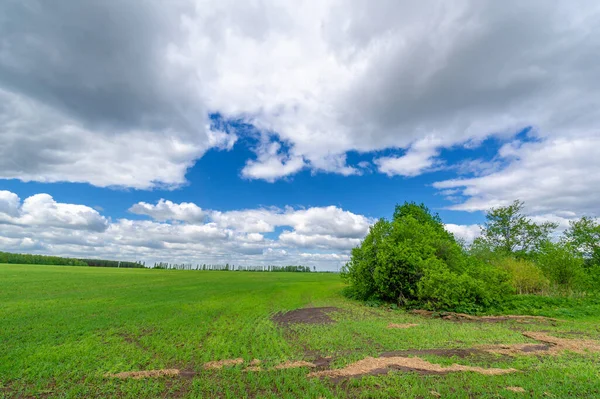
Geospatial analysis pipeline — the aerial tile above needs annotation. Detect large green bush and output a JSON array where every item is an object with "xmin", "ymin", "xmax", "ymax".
[{"xmin": 342, "ymin": 202, "xmax": 511, "ymax": 312}]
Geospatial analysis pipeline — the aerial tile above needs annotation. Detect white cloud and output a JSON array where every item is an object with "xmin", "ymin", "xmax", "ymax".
[
  {"xmin": 0, "ymin": 192, "xmax": 108, "ymax": 232},
  {"xmin": 182, "ymin": 204, "xmax": 374, "ymax": 238},
  {"xmin": 210, "ymin": 208, "xmax": 280, "ymax": 234},
  {"xmin": 444, "ymin": 224, "xmax": 481, "ymax": 244},
  {"xmin": 375, "ymin": 137, "xmax": 443, "ymax": 176},
  {"xmin": 0, "ymin": 190, "xmax": 20, "ymax": 217},
  {"xmin": 279, "ymin": 231, "xmax": 361, "ymax": 250},
  {"xmin": 299, "ymin": 253, "xmax": 350, "ymax": 261},
  {"xmin": 434, "ymin": 136, "xmax": 600, "ymax": 216},
  {"xmin": 529, "ymin": 214, "xmax": 576, "ymax": 231},
  {"xmin": 0, "ymin": 2, "xmax": 233, "ymax": 189},
  {"xmin": 241, "ymin": 141, "xmax": 305, "ymax": 182},
  {"xmin": 282, "ymin": 206, "xmax": 372, "ymax": 238},
  {"xmin": 2, "ymin": 1, "xmax": 600, "ymax": 185},
  {"xmin": 107, "ymin": 220, "xmax": 230, "ymax": 247},
  {"xmin": 129, "ymin": 199, "xmax": 206, "ymax": 223},
  {"xmin": 196, "ymin": 0, "xmax": 600, "ymax": 180},
  {"xmin": 0, "ymin": 89, "xmax": 232, "ymax": 189}
]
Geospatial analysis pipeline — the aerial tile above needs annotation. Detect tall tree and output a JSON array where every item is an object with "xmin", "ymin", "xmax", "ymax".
[
  {"xmin": 476, "ymin": 200, "xmax": 558, "ymax": 256},
  {"xmin": 564, "ymin": 216, "xmax": 600, "ymax": 266}
]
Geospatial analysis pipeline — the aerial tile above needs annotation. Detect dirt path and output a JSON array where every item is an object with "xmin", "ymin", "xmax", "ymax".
[{"xmin": 272, "ymin": 307, "xmax": 341, "ymax": 326}]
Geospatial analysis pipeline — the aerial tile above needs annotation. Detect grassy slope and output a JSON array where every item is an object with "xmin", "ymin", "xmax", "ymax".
[{"xmin": 1, "ymin": 264, "xmax": 599, "ymax": 399}]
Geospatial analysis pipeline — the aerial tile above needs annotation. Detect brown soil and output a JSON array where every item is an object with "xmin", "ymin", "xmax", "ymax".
[
  {"xmin": 106, "ymin": 369, "xmax": 180, "ymax": 379},
  {"xmin": 481, "ymin": 343, "xmax": 551, "ymax": 356},
  {"xmin": 312, "ymin": 356, "xmax": 334, "ymax": 369},
  {"xmin": 203, "ymin": 358, "xmax": 244, "ymax": 369},
  {"xmin": 411, "ymin": 310, "xmax": 559, "ymax": 323},
  {"xmin": 243, "ymin": 359, "xmax": 319, "ymax": 372},
  {"xmin": 249, "ymin": 359, "xmax": 261, "ymax": 366},
  {"xmin": 506, "ymin": 386, "xmax": 527, "ymax": 393},
  {"xmin": 274, "ymin": 360, "xmax": 317, "ymax": 369},
  {"xmin": 387, "ymin": 323, "xmax": 419, "ymax": 329},
  {"xmin": 481, "ymin": 331, "xmax": 600, "ymax": 356},
  {"xmin": 272, "ymin": 307, "xmax": 340, "ymax": 326},
  {"xmin": 308, "ymin": 356, "xmax": 517, "ymax": 379},
  {"xmin": 523, "ymin": 331, "xmax": 600, "ymax": 354}
]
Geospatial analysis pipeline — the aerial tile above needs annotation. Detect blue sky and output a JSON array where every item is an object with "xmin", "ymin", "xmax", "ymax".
[{"xmin": 1, "ymin": 1, "xmax": 599, "ymax": 269}]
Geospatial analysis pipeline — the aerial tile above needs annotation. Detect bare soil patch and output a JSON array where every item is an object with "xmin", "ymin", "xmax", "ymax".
[
  {"xmin": 387, "ymin": 323, "xmax": 419, "ymax": 329},
  {"xmin": 107, "ymin": 369, "xmax": 180, "ymax": 379},
  {"xmin": 411, "ymin": 310, "xmax": 559, "ymax": 324},
  {"xmin": 272, "ymin": 307, "xmax": 341, "ymax": 326},
  {"xmin": 523, "ymin": 331, "xmax": 600, "ymax": 354},
  {"xmin": 308, "ymin": 356, "xmax": 517, "ymax": 379},
  {"xmin": 203, "ymin": 358, "xmax": 244, "ymax": 369},
  {"xmin": 476, "ymin": 331, "xmax": 600, "ymax": 357},
  {"xmin": 481, "ymin": 343, "xmax": 551, "ymax": 356},
  {"xmin": 506, "ymin": 386, "xmax": 526, "ymax": 393},
  {"xmin": 312, "ymin": 356, "xmax": 334, "ymax": 369},
  {"xmin": 480, "ymin": 331, "xmax": 600, "ymax": 356},
  {"xmin": 243, "ymin": 360, "xmax": 319, "ymax": 372},
  {"xmin": 274, "ymin": 360, "xmax": 316, "ymax": 369}
]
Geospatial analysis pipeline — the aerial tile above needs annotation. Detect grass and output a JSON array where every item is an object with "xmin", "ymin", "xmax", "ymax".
[{"xmin": 1, "ymin": 264, "xmax": 600, "ymax": 398}]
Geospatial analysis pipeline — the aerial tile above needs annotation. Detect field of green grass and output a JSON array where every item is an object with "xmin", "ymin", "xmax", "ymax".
[{"xmin": 2, "ymin": 264, "xmax": 600, "ymax": 398}]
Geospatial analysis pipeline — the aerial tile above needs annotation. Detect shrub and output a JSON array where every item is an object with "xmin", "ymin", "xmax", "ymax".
[
  {"xmin": 493, "ymin": 257, "xmax": 549, "ymax": 295},
  {"xmin": 418, "ymin": 262, "xmax": 487, "ymax": 313},
  {"xmin": 535, "ymin": 241, "xmax": 587, "ymax": 292}
]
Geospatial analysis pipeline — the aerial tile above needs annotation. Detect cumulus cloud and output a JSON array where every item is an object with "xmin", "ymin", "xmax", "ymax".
[
  {"xmin": 282, "ymin": 206, "xmax": 373, "ymax": 238},
  {"xmin": 209, "ymin": 209, "xmax": 280, "ymax": 234},
  {"xmin": 0, "ymin": 1, "xmax": 234, "ymax": 189},
  {"xmin": 434, "ymin": 136, "xmax": 600, "ymax": 216},
  {"xmin": 0, "ymin": 191, "xmax": 108, "ymax": 231},
  {"xmin": 241, "ymin": 141, "xmax": 306, "ymax": 182},
  {"xmin": 2, "ymin": 1, "xmax": 600, "ymax": 186},
  {"xmin": 201, "ymin": 0, "xmax": 600, "ymax": 180},
  {"xmin": 129, "ymin": 199, "xmax": 206, "ymax": 223},
  {"xmin": 444, "ymin": 224, "xmax": 481, "ymax": 244},
  {"xmin": 279, "ymin": 231, "xmax": 361, "ymax": 250},
  {"xmin": 0, "ymin": 190, "xmax": 20, "ymax": 217},
  {"xmin": 375, "ymin": 137, "xmax": 443, "ymax": 177},
  {"xmin": 299, "ymin": 253, "xmax": 350, "ymax": 261},
  {"xmin": 0, "ymin": 191, "xmax": 372, "ymax": 270},
  {"xmin": 172, "ymin": 203, "xmax": 375, "ymax": 238}
]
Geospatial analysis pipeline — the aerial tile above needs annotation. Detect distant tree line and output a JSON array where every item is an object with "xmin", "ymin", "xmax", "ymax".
[
  {"xmin": 0, "ymin": 251, "xmax": 313, "ymax": 272},
  {"xmin": 0, "ymin": 251, "xmax": 88, "ymax": 266},
  {"xmin": 80, "ymin": 259, "xmax": 145, "ymax": 269},
  {"xmin": 152, "ymin": 262, "xmax": 311, "ymax": 272},
  {"xmin": 0, "ymin": 251, "xmax": 144, "ymax": 268}
]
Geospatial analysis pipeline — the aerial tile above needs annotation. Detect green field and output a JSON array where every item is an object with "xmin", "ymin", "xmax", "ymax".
[{"xmin": 2, "ymin": 264, "xmax": 600, "ymax": 398}]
